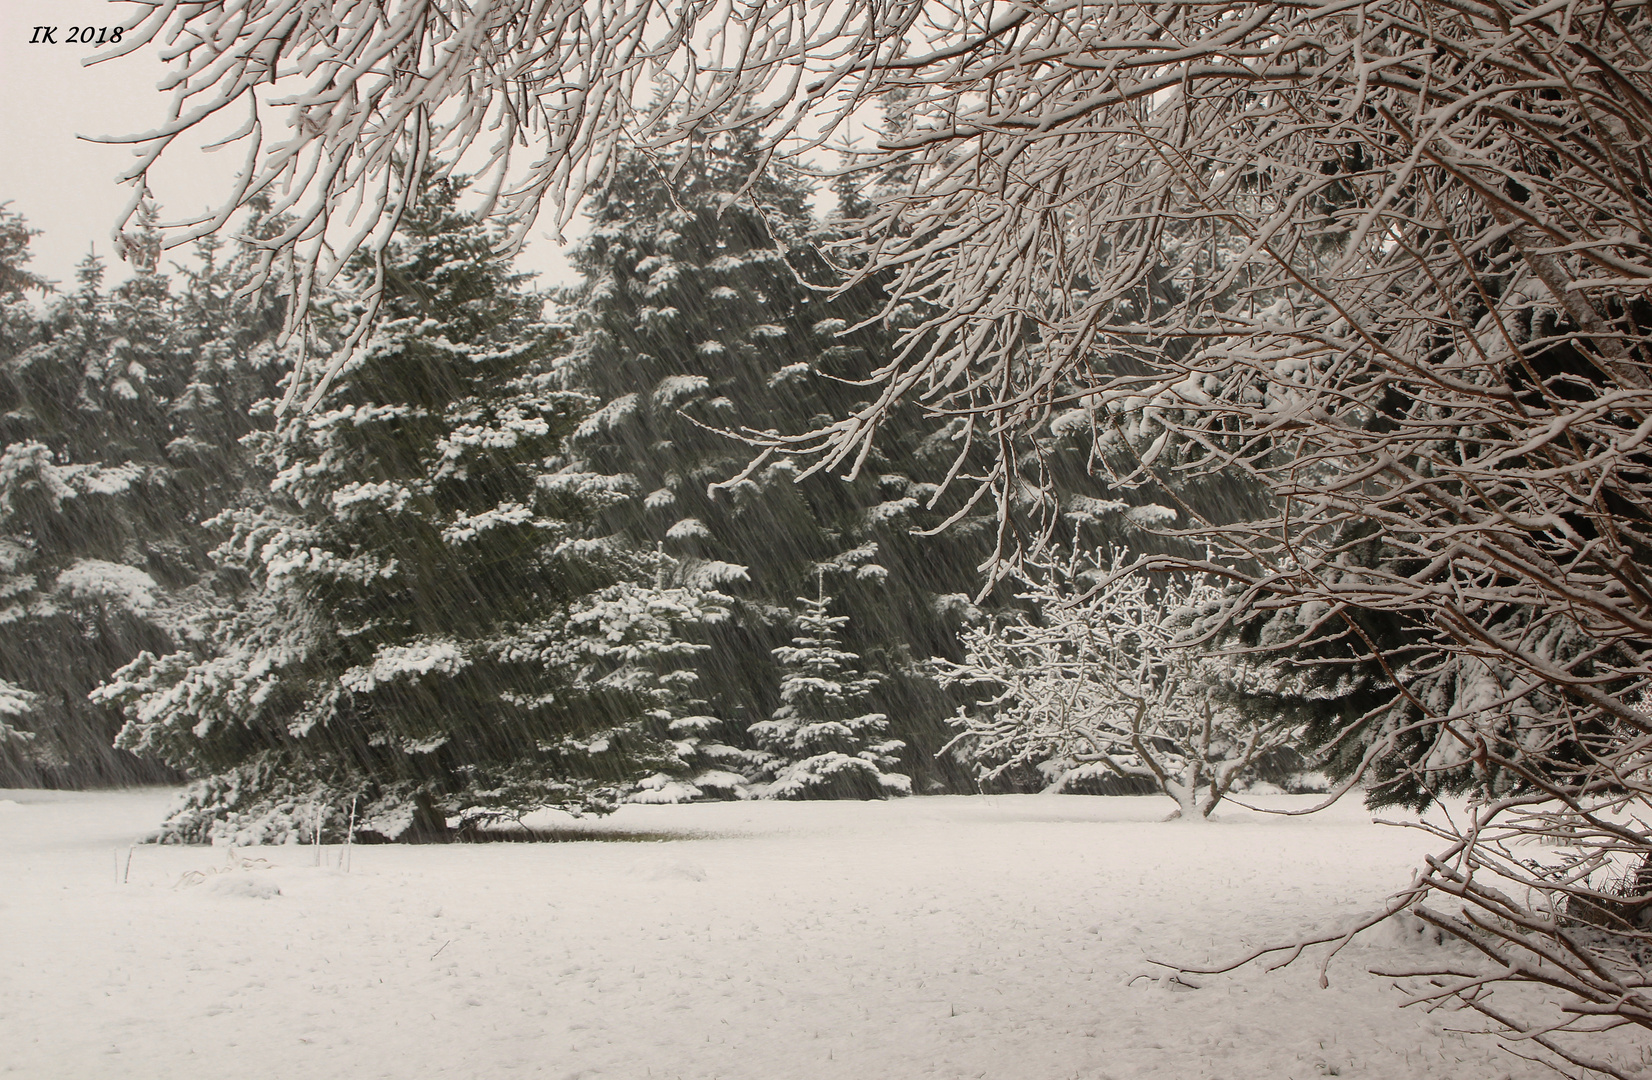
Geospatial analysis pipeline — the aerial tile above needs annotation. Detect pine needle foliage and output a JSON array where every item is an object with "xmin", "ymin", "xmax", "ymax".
[{"xmin": 0, "ymin": 207, "xmax": 284, "ymax": 787}]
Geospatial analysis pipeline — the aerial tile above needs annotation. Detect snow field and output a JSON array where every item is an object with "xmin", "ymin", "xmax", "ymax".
[{"xmin": 0, "ymin": 789, "xmax": 1637, "ymax": 1079}]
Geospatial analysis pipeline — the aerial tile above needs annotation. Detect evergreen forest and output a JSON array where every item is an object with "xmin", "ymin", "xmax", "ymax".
[{"xmin": 0, "ymin": 141, "xmax": 1227, "ymax": 840}]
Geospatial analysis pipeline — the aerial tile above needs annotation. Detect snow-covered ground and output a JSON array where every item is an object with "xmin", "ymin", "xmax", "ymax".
[{"xmin": 0, "ymin": 788, "xmax": 1635, "ymax": 1079}]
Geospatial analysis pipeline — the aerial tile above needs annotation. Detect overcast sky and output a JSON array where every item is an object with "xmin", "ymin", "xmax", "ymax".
[{"xmin": 0, "ymin": 0, "xmax": 579, "ymax": 295}]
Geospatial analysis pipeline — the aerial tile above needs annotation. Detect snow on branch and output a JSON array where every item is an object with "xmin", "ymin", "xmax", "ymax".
[
  {"xmin": 99, "ymin": 0, "xmax": 928, "ymax": 406},
  {"xmin": 0, "ymin": 677, "xmax": 37, "ymax": 748}
]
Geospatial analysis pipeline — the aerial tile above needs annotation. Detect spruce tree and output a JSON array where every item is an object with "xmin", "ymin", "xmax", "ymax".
[
  {"xmin": 99, "ymin": 177, "xmax": 729, "ymax": 841},
  {"xmin": 559, "ymin": 131, "xmax": 1001, "ymax": 794},
  {"xmin": 0, "ymin": 204, "xmax": 46, "ymax": 359},
  {"xmin": 752, "ymin": 579, "xmax": 909, "ymax": 798},
  {"xmin": 0, "ymin": 207, "xmax": 284, "ymax": 787},
  {"xmin": 0, "ymin": 678, "xmax": 36, "ymax": 756}
]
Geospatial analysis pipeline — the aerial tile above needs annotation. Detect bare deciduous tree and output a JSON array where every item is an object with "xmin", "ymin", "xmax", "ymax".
[{"xmin": 936, "ymin": 550, "xmax": 1297, "ymax": 820}]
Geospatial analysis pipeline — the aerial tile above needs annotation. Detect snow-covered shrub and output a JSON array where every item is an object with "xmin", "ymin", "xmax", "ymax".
[{"xmin": 936, "ymin": 550, "xmax": 1299, "ymax": 820}]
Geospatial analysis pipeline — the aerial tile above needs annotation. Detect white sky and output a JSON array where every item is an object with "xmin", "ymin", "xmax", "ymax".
[{"xmin": 0, "ymin": 0, "xmax": 579, "ymax": 295}]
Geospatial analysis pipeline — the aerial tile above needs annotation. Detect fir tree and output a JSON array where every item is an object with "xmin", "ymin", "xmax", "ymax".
[
  {"xmin": 751, "ymin": 578, "xmax": 909, "ymax": 799},
  {"xmin": 0, "ymin": 677, "xmax": 37, "ymax": 756},
  {"xmin": 98, "ymin": 176, "xmax": 730, "ymax": 841},
  {"xmin": 1184, "ymin": 527, "xmax": 1614, "ymax": 813}
]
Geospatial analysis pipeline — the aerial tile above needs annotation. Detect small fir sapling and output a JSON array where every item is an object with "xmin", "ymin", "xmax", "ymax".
[{"xmin": 750, "ymin": 576, "xmax": 911, "ymax": 799}]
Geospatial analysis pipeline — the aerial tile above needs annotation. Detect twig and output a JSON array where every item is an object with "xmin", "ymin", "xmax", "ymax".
[{"xmin": 344, "ymin": 796, "xmax": 356, "ymax": 873}]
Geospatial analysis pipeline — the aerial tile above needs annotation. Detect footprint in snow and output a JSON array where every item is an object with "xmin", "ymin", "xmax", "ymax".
[{"xmin": 642, "ymin": 859, "xmax": 707, "ymax": 882}]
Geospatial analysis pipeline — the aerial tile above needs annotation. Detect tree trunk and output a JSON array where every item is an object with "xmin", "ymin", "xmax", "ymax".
[{"xmin": 402, "ymin": 793, "xmax": 452, "ymax": 843}]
